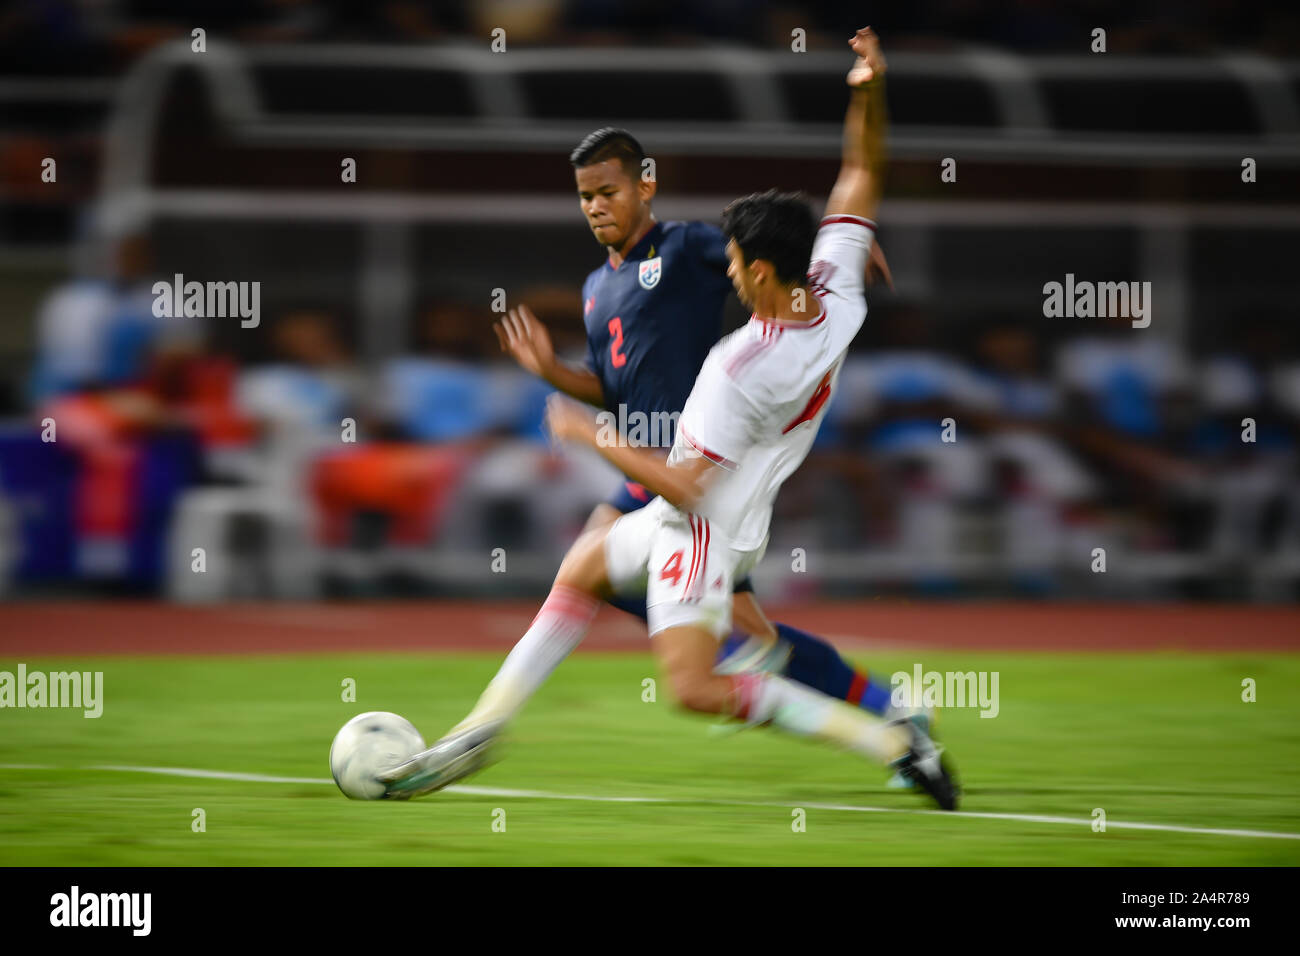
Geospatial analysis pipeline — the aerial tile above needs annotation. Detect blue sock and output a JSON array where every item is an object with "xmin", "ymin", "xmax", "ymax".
[
  {"xmin": 776, "ymin": 622, "xmax": 893, "ymax": 717},
  {"xmin": 717, "ymin": 629, "xmax": 749, "ymax": 661}
]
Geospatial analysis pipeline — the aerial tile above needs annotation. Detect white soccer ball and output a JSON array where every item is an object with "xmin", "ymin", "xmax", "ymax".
[{"xmin": 330, "ymin": 711, "xmax": 426, "ymax": 800}]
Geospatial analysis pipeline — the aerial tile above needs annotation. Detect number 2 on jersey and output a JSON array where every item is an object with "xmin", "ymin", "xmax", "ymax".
[{"xmin": 608, "ymin": 317, "xmax": 627, "ymax": 368}]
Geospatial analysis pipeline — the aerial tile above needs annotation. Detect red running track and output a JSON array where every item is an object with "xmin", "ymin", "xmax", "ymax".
[{"xmin": 0, "ymin": 601, "xmax": 1297, "ymax": 655}]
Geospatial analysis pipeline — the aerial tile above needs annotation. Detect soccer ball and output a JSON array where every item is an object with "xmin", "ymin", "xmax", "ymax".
[{"xmin": 329, "ymin": 711, "xmax": 426, "ymax": 800}]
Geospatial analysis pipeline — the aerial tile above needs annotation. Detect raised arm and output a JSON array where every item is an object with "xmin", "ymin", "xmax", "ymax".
[
  {"xmin": 823, "ymin": 27, "xmax": 889, "ymax": 222},
  {"xmin": 494, "ymin": 304, "xmax": 605, "ymax": 407}
]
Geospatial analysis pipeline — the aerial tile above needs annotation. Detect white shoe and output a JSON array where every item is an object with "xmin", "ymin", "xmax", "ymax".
[
  {"xmin": 379, "ymin": 720, "xmax": 503, "ymax": 799},
  {"xmin": 885, "ymin": 709, "xmax": 934, "ymax": 790}
]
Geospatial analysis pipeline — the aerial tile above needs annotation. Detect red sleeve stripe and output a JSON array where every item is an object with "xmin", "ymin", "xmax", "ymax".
[
  {"xmin": 724, "ymin": 335, "xmax": 769, "ymax": 378},
  {"xmin": 725, "ymin": 325, "xmax": 781, "ymax": 378},
  {"xmin": 756, "ymin": 307, "xmax": 824, "ymax": 331},
  {"xmin": 680, "ymin": 426, "xmax": 738, "ymax": 470},
  {"xmin": 820, "ymin": 215, "xmax": 877, "ymax": 232}
]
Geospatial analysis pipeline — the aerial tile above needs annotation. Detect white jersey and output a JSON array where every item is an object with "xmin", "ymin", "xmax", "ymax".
[{"xmin": 666, "ymin": 215, "xmax": 875, "ymax": 551}]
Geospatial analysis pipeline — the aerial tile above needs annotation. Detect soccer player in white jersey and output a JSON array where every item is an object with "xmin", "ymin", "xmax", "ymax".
[{"xmin": 383, "ymin": 28, "xmax": 958, "ymax": 810}]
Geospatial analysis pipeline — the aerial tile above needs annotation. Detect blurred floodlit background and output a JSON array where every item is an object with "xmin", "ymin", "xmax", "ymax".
[{"xmin": 1, "ymin": 2, "xmax": 1298, "ymax": 603}]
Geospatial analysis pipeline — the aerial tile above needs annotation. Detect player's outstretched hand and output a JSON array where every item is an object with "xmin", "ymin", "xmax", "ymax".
[
  {"xmin": 493, "ymin": 304, "xmax": 556, "ymax": 380},
  {"xmin": 846, "ymin": 27, "xmax": 886, "ymax": 87},
  {"xmin": 544, "ymin": 393, "xmax": 594, "ymax": 447}
]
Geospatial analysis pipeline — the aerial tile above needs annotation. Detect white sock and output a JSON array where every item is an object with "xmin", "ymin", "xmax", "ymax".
[
  {"xmin": 449, "ymin": 585, "xmax": 599, "ymax": 734},
  {"xmin": 729, "ymin": 672, "xmax": 909, "ymax": 765}
]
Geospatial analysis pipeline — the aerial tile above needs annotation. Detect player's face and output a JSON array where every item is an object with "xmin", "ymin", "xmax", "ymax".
[
  {"xmin": 575, "ymin": 160, "xmax": 646, "ymax": 249},
  {"xmin": 725, "ymin": 239, "xmax": 757, "ymax": 307}
]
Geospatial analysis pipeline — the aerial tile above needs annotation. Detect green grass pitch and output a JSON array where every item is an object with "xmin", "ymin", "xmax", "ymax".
[{"xmin": 1, "ymin": 651, "xmax": 1298, "ymax": 865}]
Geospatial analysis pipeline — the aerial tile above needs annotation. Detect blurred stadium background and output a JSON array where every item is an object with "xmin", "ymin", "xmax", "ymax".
[
  {"xmin": 3, "ymin": 2, "xmax": 1300, "ymax": 871},
  {"xmin": 1, "ymin": 0, "xmax": 1299, "ymax": 606}
]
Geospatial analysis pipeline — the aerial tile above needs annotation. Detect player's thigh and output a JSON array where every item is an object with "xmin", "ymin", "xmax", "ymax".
[
  {"xmin": 731, "ymin": 589, "xmax": 777, "ymax": 642},
  {"xmin": 601, "ymin": 500, "xmax": 667, "ymax": 600},
  {"xmin": 651, "ymin": 624, "xmax": 728, "ymax": 711},
  {"xmin": 553, "ymin": 524, "xmax": 614, "ymax": 595}
]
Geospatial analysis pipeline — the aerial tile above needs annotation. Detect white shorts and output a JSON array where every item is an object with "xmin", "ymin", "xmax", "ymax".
[{"xmin": 603, "ymin": 496, "xmax": 765, "ymax": 638}]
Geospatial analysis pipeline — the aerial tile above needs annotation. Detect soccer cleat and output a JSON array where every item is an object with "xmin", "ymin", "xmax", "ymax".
[
  {"xmin": 885, "ymin": 710, "xmax": 933, "ymax": 790},
  {"xmin": 889, "ymin": 714, "xmax": 959, "ymax": 811},
  {"xmin": 379, "ymin": 720, "xmax": 503, "ymax": 800}
]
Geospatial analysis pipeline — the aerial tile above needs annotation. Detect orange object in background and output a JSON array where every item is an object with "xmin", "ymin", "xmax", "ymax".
[
  {"xmin": 311, "ymin": 444, "xmax": 475, "ymax": 546},
  {"xmin": 142, "ymin": 353, "xmax": 257, "ymax": 450}
]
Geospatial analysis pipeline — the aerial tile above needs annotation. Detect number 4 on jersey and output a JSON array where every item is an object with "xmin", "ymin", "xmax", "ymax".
[{"xmin": 659, "ymin": 549, "xmax": 684, "ymax": 587}]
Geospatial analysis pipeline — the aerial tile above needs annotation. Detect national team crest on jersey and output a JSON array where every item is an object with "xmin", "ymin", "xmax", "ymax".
[{"xmin": 638, "ymin": 256, "xmax": 663, "ymax": 290}]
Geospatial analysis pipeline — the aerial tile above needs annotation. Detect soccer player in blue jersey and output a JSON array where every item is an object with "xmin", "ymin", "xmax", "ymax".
[{"xmin": 492, "ymin": 126, "xmax": 917, "ymax": 767}]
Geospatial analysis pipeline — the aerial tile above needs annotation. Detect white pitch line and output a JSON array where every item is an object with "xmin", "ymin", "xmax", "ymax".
[
  {"xmin": 3, "ymin": 763, "xmax": 1298, "ymax": 841},
  {"xmin": 450, "ymin": 784, "xmax": 670, "ymax": 804},
  {"xmin": 92, "ymin": 764, "xmax": 330, "ymax": 785}
]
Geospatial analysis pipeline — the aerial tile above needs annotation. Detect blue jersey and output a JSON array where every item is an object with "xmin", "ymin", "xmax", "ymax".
[{"xmin": 581, "ymin": 220, "xmax": 732, "ymax": 446}]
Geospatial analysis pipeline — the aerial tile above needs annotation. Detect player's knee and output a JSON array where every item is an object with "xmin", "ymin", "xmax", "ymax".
[
  {"xmin": 732, "ymin": 593, "xmax": 777, "ymax": 642},
  {"xmin": 667, "ymin": 668, "xmax": 723, "ymax": 715}
]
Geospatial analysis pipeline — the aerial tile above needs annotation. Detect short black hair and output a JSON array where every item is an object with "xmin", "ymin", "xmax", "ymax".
[
  {"xmin": 569, "ymin": 127, "xmax": 646, "ymax": 179},
  {"xmin": 721, "ymin": 189, "xmax": 817, "ymax": 286}
]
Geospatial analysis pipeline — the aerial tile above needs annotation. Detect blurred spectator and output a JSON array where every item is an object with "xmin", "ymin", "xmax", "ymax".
[
  {"xmin": 380, "ymin": 301, "xmax": 499, "ymax": 443},
  {"xmin": 1193, "ymin": 315, "xmax": 1298, "ymax": 584},
  {"xmin": 161, "ymin": 307, "xmax": 363, "ymax": 600},
  {"xmin": 829, "ymin": 306, "xmax": 989, "ymax": 588},
  {"xmin": 23, "ymin": 230, "xmax": 209, "ymax": 589},
  {"xmin": 30, "ymin": 232, "xmax": 199, "ymax": 405},
  {"xmin": 1055, "ymin": 313, "xmax": 1207, "ymax": 554},
  {"xmin": 967, "ymin": 317, "xmax": 1098, "ymax": 592},
  {"xmin": 1057, "ymin": 313, "xmax": 1193, "ymax": 444},
  {"xmin": 235, "ymin": 307, "xmax": 365, "ymax": 490},
  {"xmin": 384, "ymin": 296, "xmax": 617, "ymax": 564}
]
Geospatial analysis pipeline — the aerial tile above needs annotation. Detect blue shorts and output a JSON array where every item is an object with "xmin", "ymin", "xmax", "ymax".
[{"xmin": 604, "ymin": 481, "xmax": 754, "ymax": 594}]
